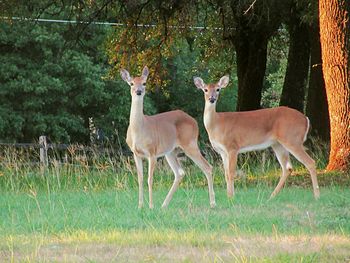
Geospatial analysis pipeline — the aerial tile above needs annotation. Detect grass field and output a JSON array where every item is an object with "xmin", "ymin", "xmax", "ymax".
[{"xmin": 0, "ymin": 148, "xmax": 349, "ymax": 262}]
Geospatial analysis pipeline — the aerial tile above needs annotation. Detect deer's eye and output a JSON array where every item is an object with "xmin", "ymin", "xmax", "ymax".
[
  {"xmin": 204, "ymin": 89, "xmax": 208, "ymax": 92},
  {"xmin": 130, "ymin": 83, "xmax": 134, "ymax": 86},
  {"xmin": 142, "ymin": 83, "xmax": 146, "ymax": 86},
  {"xmin": 216, "ymin": 88, "xmax": 220, "ymax": 92}
]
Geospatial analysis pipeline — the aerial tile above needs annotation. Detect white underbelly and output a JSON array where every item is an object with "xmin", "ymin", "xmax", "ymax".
[
  {"xmin": 156, "ymin": 145, "xmax": 176, "ymax": 158},
  {"xmin": 238, "ymin": 140, "xmax": 275, "ymax": 153},
  {"xmin": 210, "ymin": 138, "xmax": 275, "ymax": 155},
  {"xmin": 131, "ymin": 141, "xmax": 176, "ymax": 158}
]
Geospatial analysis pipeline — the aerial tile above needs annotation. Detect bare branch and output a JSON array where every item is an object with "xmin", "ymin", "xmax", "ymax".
[{"xmin": 243, "ymin": 0, "xmax": 257, "ymax": 15}]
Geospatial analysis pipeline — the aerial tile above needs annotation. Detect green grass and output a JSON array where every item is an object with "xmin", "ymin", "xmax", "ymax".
[
  {"xmin": 0, "ymin": 147, "xmax": 350, "ymax": 262},
  {"xmin": 1, "ymin": 182, "xmax": 350, "ymax": 261},
  {"xmin": 1, "ymin": 187, "xmax": 349, "ymax": 235}
]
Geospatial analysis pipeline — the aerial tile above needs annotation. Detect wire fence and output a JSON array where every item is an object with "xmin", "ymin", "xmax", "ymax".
[
  {"xmin": 0, "ymin": 136, "xmax": 274, "ymax": 172},
  {"xmin": 0, "ymin": 136, "xmax": 132, "ymax": 169}
]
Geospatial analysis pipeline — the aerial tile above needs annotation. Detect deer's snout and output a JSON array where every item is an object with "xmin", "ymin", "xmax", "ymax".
[
  {"xmin": 209, "ymin": 97, "xmax": 216, "ymax": 103},
  {"xmin": 136, "ymin": 90, "xmax": 142, "ymax": 96}
]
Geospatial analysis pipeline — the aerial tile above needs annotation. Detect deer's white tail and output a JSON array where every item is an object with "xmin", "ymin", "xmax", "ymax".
[{"xmin": 303, "ymin": 117, "xmax": 310, "ymax": 142}]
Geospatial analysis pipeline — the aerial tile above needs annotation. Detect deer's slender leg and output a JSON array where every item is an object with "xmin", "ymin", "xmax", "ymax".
[
  {"xmin": 270, "ymin": 143, "xmax": 292, "ymax": 198},
  {"xmin": 182, "ymin": 143, "xmax": 216, "ymax": 208},
  {"xmin": 227, "ymin": 150, "xmax": 238, "ymax": 197},
  {"xmin": 147, "ymin": 156, "xmax": 157, "ymax": 209},
  {"xmin": 162, "ymin": 151, "xmax": 185, "ymax": 208},
  {"xmin": 134, "ymin": 154, "xmax": 144, "ymax": 208},
  {"xmin": 283, "ymin": 144, "xmax": 320, "ymax": 199},
  {"xmin": 220, "ymin": 152, "xmax": 229, "ymax": 188}
]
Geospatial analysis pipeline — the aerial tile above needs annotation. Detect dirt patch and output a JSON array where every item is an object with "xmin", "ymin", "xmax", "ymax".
[{"xmin": 2, "ymin": 235, "xmax": 350, "ymax": 262}]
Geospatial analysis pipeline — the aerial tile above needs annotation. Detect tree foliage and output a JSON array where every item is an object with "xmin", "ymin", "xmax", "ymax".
[
  {"xmin": 0, "ymin": 1, "xmax": 287, "ymax": 145},
  {"xmin": 0, "ymin": 21, "xmax": 143, "ymax": 143}
]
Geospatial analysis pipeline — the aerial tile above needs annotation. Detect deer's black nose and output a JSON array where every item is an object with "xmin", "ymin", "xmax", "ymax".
[
  {"xmin": 136, "ymin": 90, "xmax": 142, "ymax": 96},
  {"xmin": 209, "ymin": 97, "xmax": 216, "ymax": 103}
]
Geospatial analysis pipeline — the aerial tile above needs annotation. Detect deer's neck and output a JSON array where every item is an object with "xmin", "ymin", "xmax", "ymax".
[
  {"xmin": 203, "ymin": 102, "xmax": 217, "ymax": 131},
  {"xmin": 129, "ymin": 97, "xmax": 145, "ymax": 129}
]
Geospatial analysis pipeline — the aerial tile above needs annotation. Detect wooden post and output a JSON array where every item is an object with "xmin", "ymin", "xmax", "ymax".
[{"xmin": 39, "ymin": 135, "xmax": 48, "ymax": 168}]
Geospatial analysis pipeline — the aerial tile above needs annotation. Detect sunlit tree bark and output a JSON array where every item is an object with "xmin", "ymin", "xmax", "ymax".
[{"xmin": 319, "ymin": 0, "xmax": 350, "ymax": 171}]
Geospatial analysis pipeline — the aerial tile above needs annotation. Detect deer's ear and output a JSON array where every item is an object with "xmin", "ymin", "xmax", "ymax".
[
  {"xmin": 142, "ymin": 66, "xmax": 149, "ymax": 80},
  {"xmin": 218, "ymin": 75, "xmax": 229, "ymax": 88},
  {"xmin": 120, "ymin": 69, "xmax": 132, "ymax": 84},
  {"xmin": 193, "ymin": 77, "xmax": 205, "ymax": 90}
]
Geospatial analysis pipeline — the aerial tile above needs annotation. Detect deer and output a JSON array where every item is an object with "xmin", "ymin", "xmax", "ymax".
[
  {"xmin": 120, "ymin": 66, "xmax": 216, "ymax": 209},
  {"xmin": 193, "ymin": 75, "xmax": 320, "ymax": 200}
]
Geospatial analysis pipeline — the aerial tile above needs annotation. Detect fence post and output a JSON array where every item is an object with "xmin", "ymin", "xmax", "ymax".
[{"xmin": 39, "ymin": 135, "xmax": 48, "ymax": 168}]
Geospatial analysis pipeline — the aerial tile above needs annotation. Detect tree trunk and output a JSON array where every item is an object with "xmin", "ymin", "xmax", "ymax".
[
  {"xmin": 306, "ymin": 23, "xmax": 330, "ymax": 142},
  {"xmin": 280, "ymin": 5, "xmax": 310, "ymax": 112},
  {"xmin": 235, "ymin": 30, "xmax": 268, "ymax": 111},
  {"xmin": 319, "ymin": 0, "xmax": 350, "ymax": 171}
]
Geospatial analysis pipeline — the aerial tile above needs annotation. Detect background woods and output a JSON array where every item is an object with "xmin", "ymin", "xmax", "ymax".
[{"xmin": 0, "ymin": 0, "xmax": 349, "ymax": 171}]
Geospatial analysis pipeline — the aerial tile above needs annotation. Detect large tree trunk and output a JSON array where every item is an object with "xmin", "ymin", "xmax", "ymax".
[
  {"xmin": 279, "ymin": 5, "xmax": 310, "ymax": 112},
  {"xmin": 306, "ymin": 23, "xmax": 330, "ymax": 142},
  {"xmin": 235, "ymin": 30, "xmax": 268, "ymax": 111},
  {"xmin": 319, "ymin": 0, "xmax": 350, "ymax": 171}
]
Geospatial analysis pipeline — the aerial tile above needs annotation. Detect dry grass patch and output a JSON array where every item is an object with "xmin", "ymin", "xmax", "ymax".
[{"xmin": 1, "ymin": 233, "xmax": 350, "ymax": 262}]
